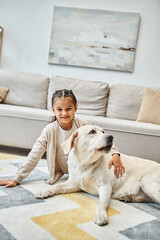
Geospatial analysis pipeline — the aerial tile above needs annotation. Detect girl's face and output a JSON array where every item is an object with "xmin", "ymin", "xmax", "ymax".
[{"xmin": 51, "ymin": 97, "xmax": 78, "ymax": 130}]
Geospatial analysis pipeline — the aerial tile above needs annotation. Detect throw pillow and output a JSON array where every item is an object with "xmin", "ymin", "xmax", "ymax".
[
  {"xmin": 0, "ymin": 86, "xmax": 9, "ymax": 102},
  {"xmin": 106, "ymin": 84, "xmax": 144, "ymax": 121},
  {"xmin": 137, "ymin": 88, "xmax": 160, "ymax": 124},
  {"xmin": 48, "ymin": 76, "xmax": 109, "ymax": 116}
]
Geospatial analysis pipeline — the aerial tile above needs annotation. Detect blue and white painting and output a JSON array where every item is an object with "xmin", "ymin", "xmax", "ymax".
[{"xmin": 48, "ymin": 7, "xmax": 140, "ymax": 72}]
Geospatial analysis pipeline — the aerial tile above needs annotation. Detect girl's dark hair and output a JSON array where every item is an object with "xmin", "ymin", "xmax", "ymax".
[
  {"xmin": 51, "ymin": 89, "xmax": 77, "ymax": 122},
  {"xmin": 52, "ymin": 89, "xmax": 77, "ymax": 106}
]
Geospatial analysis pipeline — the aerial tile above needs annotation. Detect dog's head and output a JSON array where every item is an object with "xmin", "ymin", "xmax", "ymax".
[{"xmin": 62, "ymin": 125, "xmax": 113, "ymax": 164}]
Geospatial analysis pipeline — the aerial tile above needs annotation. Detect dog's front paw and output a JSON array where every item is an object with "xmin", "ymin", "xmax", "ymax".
[
  {"xmin": 35, "ymin": 190, "xmax": 53, "ymax": 199},
  {"xmin": 94, "ymin": 209, "xmax": 109, "ymax": 226}
]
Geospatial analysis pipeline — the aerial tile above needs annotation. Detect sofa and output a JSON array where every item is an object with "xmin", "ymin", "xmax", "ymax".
[{"xmin": 0, "ymin": 69, "xmax": 160, "ymax": 163}]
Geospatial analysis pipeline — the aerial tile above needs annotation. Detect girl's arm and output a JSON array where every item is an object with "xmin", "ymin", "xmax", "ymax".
[
  {"xmin": 109, "ymin": 145, "xmax": 125, "ymax": 178},
  {"xmin": 0, "ymin": 128, "xmax": 48, "ymax": 188},
  {"xmin": 14, "ymin": 129, "xmax": 47, "ymax": 184}
]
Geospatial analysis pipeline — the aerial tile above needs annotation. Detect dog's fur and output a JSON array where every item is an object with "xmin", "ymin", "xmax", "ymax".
[{"xmin": 36, "ymin": 125, "xmax": 160, "ymax": 226}]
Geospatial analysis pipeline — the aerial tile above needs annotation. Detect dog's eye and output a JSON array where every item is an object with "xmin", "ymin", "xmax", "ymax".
[
  {"xmin": 89, "ymin": 130, "xmax": 96, "ymax": 134},
  {"xmin": 102, "ymin": 130, "xmax": 105, "ymax": 134}
]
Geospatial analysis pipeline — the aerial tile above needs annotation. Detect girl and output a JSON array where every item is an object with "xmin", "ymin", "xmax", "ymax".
[{"xmin": 0, "ymin": 89, "xmax": 125, "ymax": 188}]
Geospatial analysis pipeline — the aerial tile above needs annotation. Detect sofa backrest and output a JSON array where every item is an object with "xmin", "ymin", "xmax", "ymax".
[
  {"xmin": 106, "ymin": 84, "xmax": 144, "ymax": 120},
  {"xmin": 0, "ymin": 70, "xmax": 50, "ymax": 109},
  {"xmin": 47, "ymin": 76, "xmax": 109, "ymax": 116}
]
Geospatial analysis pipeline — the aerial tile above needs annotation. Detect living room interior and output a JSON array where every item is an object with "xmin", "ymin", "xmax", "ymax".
[{"xmin": 0, "ymin": 0, "xmax": 160, "ymax": 240}]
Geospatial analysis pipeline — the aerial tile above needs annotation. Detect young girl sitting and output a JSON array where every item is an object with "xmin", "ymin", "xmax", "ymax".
[{"xmin": 0, "ymin": 89, "xmax": 125, "ymax": 188}]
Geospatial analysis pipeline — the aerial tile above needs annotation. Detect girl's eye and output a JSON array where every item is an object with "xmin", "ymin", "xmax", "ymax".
[{"xmin": 89, "ymin": 130, "xmax": 96, "ymax": 134}]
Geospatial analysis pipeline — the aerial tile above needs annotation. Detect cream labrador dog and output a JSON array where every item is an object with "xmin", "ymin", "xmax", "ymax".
[{"xmin": 36, "ymin": 125, "xmax": 160, "ymax": 226}]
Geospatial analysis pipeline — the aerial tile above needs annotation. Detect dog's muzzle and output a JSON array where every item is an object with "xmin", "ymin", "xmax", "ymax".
[{"xmin": 98, "ymin": 135, "xmax": 113, "ymax": 153}]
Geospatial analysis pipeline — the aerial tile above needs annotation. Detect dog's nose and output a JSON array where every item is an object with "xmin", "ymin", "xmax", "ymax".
[{"xmin": 105, "ymin": 135, "xmax": 113, "ymax": 142}]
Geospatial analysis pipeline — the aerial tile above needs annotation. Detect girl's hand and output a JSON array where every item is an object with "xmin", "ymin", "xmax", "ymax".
[
  {"xmin": 108, "ymin": 154, "xmax": 125, "ymax": 179},
  {"xmin": 0, "ymin": 180, "xmax": 18, "ymax": 188}
]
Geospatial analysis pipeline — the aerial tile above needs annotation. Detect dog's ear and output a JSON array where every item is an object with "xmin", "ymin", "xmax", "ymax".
[{"xmin": 61, "ymin": 131, "xmax": 78, "ymax": 154}]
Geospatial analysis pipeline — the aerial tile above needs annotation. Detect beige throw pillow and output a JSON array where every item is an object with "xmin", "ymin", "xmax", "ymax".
[
  {"xmin": 137, "ymin": 88, "xmax": 160, "ymax": 124},
  {"xmin": 0, "ymin": 86, "xmax": 9, "ymax": 102}
]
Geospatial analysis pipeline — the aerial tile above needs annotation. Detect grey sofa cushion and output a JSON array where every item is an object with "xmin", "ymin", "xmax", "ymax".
[
  {"xmin": 106, "ymin": 84, "xmax": 144, "ymax": 120},
  {"xmin": 0, "ymin": 104, "xmax": 53, "ymax": 121},
  {"xmin": 0, "ymin": 70, "xmax": 50, "ymax": 109},
  {"xmin": 48, "ymin": 76, "xmax": 109, "ymax": 116},
  {"xmin": 0, "ymin": 104, "xmax": 53, "ymax": 148}
]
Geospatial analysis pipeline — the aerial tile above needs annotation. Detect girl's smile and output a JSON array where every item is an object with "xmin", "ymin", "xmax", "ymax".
[{"xmin": 51, "ymin": 97, "xmax": 78, "ymax": 130}]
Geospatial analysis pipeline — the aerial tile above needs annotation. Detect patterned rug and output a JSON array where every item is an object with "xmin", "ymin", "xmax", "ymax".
[{"xmin": 0, "ymin": 152, "xmax": 160, "ymax": 240}]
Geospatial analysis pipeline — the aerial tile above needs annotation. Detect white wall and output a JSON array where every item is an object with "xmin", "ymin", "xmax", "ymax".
[{"xmin": 0, "ymin": 0, "xmax": 160, "ymax": 87}]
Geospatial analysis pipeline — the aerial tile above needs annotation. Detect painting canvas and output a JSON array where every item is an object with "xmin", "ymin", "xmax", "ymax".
[{"xmin": 49, "ymin": 7, "xmax": 140, "ymax": 72}]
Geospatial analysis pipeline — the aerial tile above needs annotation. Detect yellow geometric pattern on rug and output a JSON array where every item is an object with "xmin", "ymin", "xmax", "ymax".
[
  {"xmin": 0, "ymin": 153, "xmax": 19, "ymax": 160},
  {"xmin": 32, "ymin": 192, "xmax": 120, "ymax": 240}
]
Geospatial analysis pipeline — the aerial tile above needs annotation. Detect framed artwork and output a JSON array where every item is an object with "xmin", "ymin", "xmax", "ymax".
[
  {"xmin": 0, "ymin": 26, "xmax": 3, "ymax": 58},
  {"xmin": 49, "ymin": 7, "xmax": 140, "ymax": 72}
]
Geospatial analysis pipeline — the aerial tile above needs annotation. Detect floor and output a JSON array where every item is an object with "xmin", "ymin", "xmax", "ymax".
[
  {"xmin": 0, "ymin": 145, "xmax": 30, "ymax": 156},
  {"xmin": 0, "ymin": 145, "xmax": 46, "ymax": 158}
]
